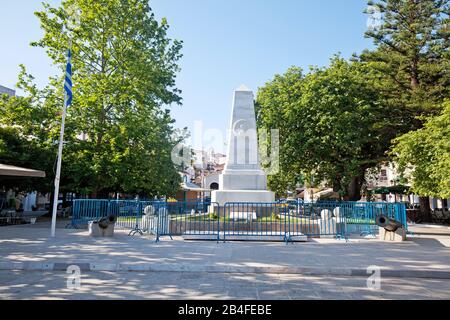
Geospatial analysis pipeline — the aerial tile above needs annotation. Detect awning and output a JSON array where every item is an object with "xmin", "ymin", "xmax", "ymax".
[
  {"xmin": 370, "ymin": 185, "xmax": 410, "ymax": 195},
  {"xmin": 0, "ymin": 164, "xmax": 46, "ymax": 178},
  {"xmin": 181, "ymin": 181, "xmax": 211, "ymax": 192},
  {"xmin": 298, "ymin": 188, "xmax": 327, "ymax": 198}
]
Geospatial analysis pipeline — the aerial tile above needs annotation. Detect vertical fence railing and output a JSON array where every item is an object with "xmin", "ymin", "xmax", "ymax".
[
  {"xmin": 69, "ymin": 199, "xmax": 109, "ymax": 228},
  {"xmin": 307, "ymin": 201, "xmax": 408, "ymax": 236},
  {"xmin": 221, "ymin": 202, "xmax": 300, "ymax": 241},
  {"xmin": 155, "ymin": 201, "xmax": 219, "ymax": 242},
  {"xmin": 108, "ymin": 200, "xmax": 156, "ymax": 236}
]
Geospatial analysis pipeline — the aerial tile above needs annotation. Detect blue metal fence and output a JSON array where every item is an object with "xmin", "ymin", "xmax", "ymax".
[
  {"xmin": 157, "ymin": 201, "xmax": 220, "ymax": 241},
  {"xmin": 301, "ymin": 200, "xmax": 408, "ymax": 236},
  {"xmin": 69, "ymin": 199, "xmax": 407, "ymax": 242},
  {"xmin": 221, "ymin": 201, "xmax": 346, "ymax": 241},
  {"xmin": 69, "ymin": 199, "xmax": 161, "ymax": 235},
  {"xmin": 71, "ymin": 199, "xmax": 109, "ymax": 226}
]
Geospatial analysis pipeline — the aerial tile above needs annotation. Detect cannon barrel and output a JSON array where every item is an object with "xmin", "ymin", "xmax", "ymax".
[
  {"xmin": 375, "ymin": 215, "xmax": 403, "ymax": 232},
  {"xmin": 98, "ymin": 214, "xmax": 117, "ymax": 229}
]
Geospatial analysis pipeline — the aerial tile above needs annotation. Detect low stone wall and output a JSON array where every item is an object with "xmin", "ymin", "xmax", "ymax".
[
  {"xmin": 209, "ymin": 205, "xmax": 289, "ymax": 218},
  {"xmin": 169, "ymin": 220, "xmax": 320, "ymax": 236}
]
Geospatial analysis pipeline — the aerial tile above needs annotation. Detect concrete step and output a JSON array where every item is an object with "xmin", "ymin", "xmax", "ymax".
[{"xmin": 182, "ymin": 231, "xmax": 308, "ymax": 242}]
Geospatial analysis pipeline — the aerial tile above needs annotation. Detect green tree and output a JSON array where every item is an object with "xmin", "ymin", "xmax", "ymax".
[
  {"xmin": 392, "ymin": 100, "xmax": 450, "ymax": 206},
  {"xmin": 0, "ymin": 126, "xmax": 54, "ymax": 193},
  {"xmin": 1, "ymin": 0, "xmax": 184, "ymax": 198},
  {"xmin": 361, "ymin": 0, "xmax": 449, "ymax": 217},
  {"xmin": 256, "ymin": 57, "xmax": 391, "ymax": 200},
  {"xmin": 0, "ymin": 68, "xmax": 57, "ymax": 193}
]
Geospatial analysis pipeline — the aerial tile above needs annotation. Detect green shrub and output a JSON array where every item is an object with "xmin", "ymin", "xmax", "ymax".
[
  {"xmin": 271, "ymin": 212, "xmax": 281, "ymax": 220},
  {"xmin": 209, "ymin": 213, "xmax": 218, "ymax": 220}
]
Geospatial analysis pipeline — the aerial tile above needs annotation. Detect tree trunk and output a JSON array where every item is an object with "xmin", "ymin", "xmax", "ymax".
[
  {"xmin": 419, "ymin": 196, "xmax": 432, "ymax": 222},
  {"xmin": 62, "ymin": 192, "xmax": 68, "ymax": 208},
  {"xmin": 332, "ymin": 176, "xmax": 341, "ymax": 193},
  {"xmin": 48, "ymin": 191, "xmax": 55, "ymax": 217},
  {"xmin": 410, "ymin": 53, "xmax": 420, "ymax": 89},
  {"xmin": 411, "ymin": 73, "xmax": 419, "ymax": 88},
  {"xmin": 347, "ymin": 175, "xmax": 363, "ymax": 201}
]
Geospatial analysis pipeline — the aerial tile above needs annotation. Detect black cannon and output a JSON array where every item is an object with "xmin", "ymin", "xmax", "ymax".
[
  {"xmin": 89, "ymin": 214, "xmax": 117, "ymax": 237},
  {"xmin": 97, "ymin": 214, "xmax": 117, "ymax": 229},
  {"xmin": 375, "ymin": 215, "xmax": 403, "ymax": 232}
]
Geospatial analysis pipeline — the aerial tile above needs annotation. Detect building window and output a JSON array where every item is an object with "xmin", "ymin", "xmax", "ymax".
[
  {"xmin": 380, "ymin": 169, "xmax": 387, "ymax": 181},
  {"xmin": 210, "ymin": 183, "xmax": 219, "ymax": 190}
]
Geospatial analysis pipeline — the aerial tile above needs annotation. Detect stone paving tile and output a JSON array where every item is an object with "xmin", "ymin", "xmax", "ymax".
[
  {"xmin": 2, "ymin": 225, "xmax": 450, "ymax": 274},
  {"xmin": 1, "ymin": 223, "xmax": 450, "ymax": 300},
  {"xmin": 2, "ymin": 271, "xmax": 450, "ymax": 300},
  {"xmin": 286, "ymin": 288, "xmax": 322, "ymax": 300}
]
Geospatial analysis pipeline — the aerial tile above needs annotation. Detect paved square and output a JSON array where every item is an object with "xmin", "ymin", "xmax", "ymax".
[
  {"xmin": 1, "ymin": 271, "xmax": 450, "ymax": 300},
  {"xmin": 1, "ymin": 221, "xmax": 450, "ymax": 299}
]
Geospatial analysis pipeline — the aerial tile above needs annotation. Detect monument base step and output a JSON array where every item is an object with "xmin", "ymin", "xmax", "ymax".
[{"xmin": 182, "ymin": 231, "xmax": 307, "ymax": 242}]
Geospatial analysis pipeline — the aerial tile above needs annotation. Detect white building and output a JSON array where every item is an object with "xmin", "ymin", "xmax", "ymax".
[
  {"xmin": 366, "ymin": 163, "xmax": 404, "ymax": 189},
  {"xmin": 204, "ymin": 172, "xmax": 220, "ymax": 191},
  {"xmin": 192, "ymin": 148, "xmax": 227, "ymax": 169},
  {"xmin": 189, "ymin": 148, "xmax": 227, "ymax": 195},
  {"xmin": 366, "ymin": 162, "xmax": 449, "ymax": 209}
]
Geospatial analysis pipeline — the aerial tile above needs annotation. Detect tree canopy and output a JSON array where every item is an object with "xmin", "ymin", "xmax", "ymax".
[
  {"xmin": 1, "ymin": 0, "xmax": 448, "ymax": 208},
  {"xmin": 256, "ymin": 0, "xmax": 449, "ymax": 205},
  {"xmin": 0, "ymin": 0, "xmax": 185, "ymax": 198},
  {"xmin": 256, "ymin": 57, "xmax": 392, "ymax": 200},
  {"xmin": 392, "ymin": 100, "xmax": 450, "ymax": 199},
  {"xmin": 361, "ymin": 0, "xmax": 449, "ymax": 218}
]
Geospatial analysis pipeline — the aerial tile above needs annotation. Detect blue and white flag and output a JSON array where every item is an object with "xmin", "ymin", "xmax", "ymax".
[{"xmin": 64, "ymin": 49, "xmax": 73, "ymax": 107}]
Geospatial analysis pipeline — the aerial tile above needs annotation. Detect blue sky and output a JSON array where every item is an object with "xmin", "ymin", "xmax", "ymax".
[{"xmin": 0, "ymin": 0, "xmax": 374, "ymax": 153}]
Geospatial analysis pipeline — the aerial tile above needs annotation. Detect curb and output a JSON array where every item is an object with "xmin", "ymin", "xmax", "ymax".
[{"xmin": 0, "ymin": 262, "xmax": 449, "ymax": 279}]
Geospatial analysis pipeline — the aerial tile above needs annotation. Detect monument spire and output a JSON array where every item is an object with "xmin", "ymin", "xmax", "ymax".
[
  {"xmin": 225, "ymin": 85, "xmax": 260, "ymax": 172},
  {"xmin": 236, "ymin": 84, "xmax": 251, "ymax": 92},
  {"xmin": 211, "ymin": 86, "xmax": 275, "ymax": 206}
]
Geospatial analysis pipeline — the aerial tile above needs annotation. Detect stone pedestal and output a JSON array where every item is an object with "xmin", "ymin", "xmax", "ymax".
[
  {"xmin": 212, "ymin": 190, "xmax": 275, "ymax": 206},
  {"xmin": 88, "ymin": 221, "xmax": 115, "ymax": 237},
  {"xmin": 379, "ymin": 226, "xmax": 407, "ymax": 242},
  {"xmin": 220, "ymin": 169, "xmax": 268, "ymax": 190},
  {"xmin": 318, "ymin": 209, "xmax": 336, "ymax": 235},
  {"xmin": 141, "ymin": 215, "xmax": 157, "ymax": 234}
]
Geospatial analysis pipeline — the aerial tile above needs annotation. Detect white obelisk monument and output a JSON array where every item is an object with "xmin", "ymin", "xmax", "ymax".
[{"xmin": 212, "ymin": 85, "xmax": 275, "ymax": 206}]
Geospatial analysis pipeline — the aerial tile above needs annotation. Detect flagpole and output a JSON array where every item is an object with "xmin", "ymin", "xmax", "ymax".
[{"xmin": 51, "ymin": 41, "xmax": 72, "ymax": 238}]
